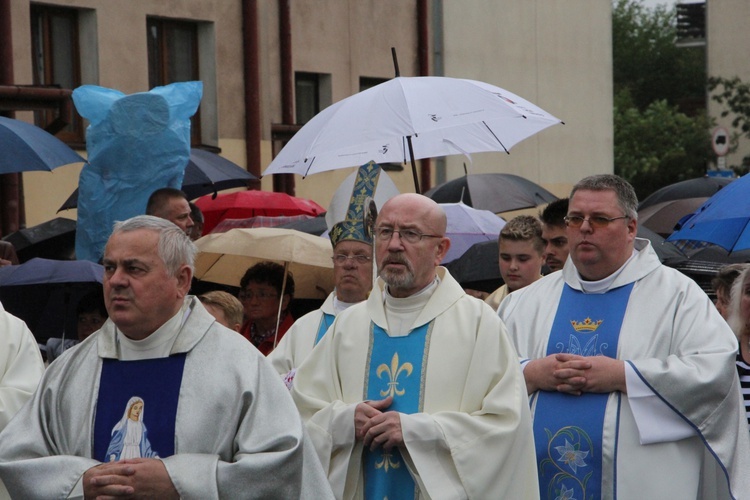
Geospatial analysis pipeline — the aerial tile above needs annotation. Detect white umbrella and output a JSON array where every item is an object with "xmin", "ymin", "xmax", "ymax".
[
  {"xmin": 194, "ymin": 227, "xmax": 334, "ymax": 300},
  {"xmin": 263, "ymin": 76, "xmax": 563, "ymax": 191},
  {"xmin": 439, "ymin": 202, "xmax": 506, "ymax": 264}
]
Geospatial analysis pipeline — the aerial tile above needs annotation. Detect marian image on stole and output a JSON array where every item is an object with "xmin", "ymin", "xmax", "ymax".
[{"xmin": 93, "ymin": 355, "xmax": 187, "ymax": 462}]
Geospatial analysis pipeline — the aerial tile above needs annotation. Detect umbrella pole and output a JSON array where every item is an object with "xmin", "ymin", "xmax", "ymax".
[
  {"xmin": 273, "ymin": 263, "xmax": 290, "ymax": 350},
  {"xmin": 407, "ymin": 135, "xmax": 420, "ymax": 193}
]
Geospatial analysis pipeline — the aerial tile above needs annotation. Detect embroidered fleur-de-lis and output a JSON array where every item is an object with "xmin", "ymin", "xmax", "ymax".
[
  {"xmin": 377, "ymin": 352, "xmax": 413, "ymax": 398},
  {"xmin": 375, "ymin": 450, "xmax": 401, "ymax": 472}
]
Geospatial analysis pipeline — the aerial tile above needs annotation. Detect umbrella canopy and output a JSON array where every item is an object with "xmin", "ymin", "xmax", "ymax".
[
  {"xmin": 194, "ymin": 227, "xmax": 334, "ymax": 300},
  {"xmin": 210, "ymin": 215, "xmax": 314, "ymax": 234},
  {"xmin": 638, "ymin": 176, "xmax": 735, "ymax": 210},
  {"xmin": 2, "ymin": 217, "xmax": 77, "ymax": 262},
  {"xmin": 637, "ymin": 198, "xmax": 709, "ymax": 238},
  {"xmin": 57, "ymin": 148, "xmax": 257, "ymax": 211},
  {"xmin": 277, "ymin": 213, "xmax": 328, "ymax": 236},
  {"xmin": 263, "ymin": 76, "xmax": 562, "ymax": 191},
  {"xmin": 425, "ymin": 173, "xmax": 558, "ymax": 213},
  {"xmin": 439, "ymin": 202, "xmax": 506, "ymax": 263},
  {"xmin": 667, "ymin": 173, "xmax": 750, "ymax": 252},
  {"xmin": 0, "ymin": 258, "xmax": 103, "ymax": 343},
  {"xmin": 195, "ymin": 190, "xmax": 326, "ymax": 234},
  {"xmin": 444, "ymin": 240, "xmax": 501, "ymax": 293},
  {"xmin": 0, "ymin": 116, "xmax": 85, "ymax": 174}
]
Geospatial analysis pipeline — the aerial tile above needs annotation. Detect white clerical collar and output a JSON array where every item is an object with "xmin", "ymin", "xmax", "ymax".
[
  {"xmin": 381, "ymin": 276, "xmax": 440, "ymax": 337},
  {"xmin": 332, "ymin": 294, "xmax": 359, "ymax": 315},
  {"xmin": 578, "ymin": 249, "xmax": 638, "ymax": 294},
  {"xmin": 116, "ymin": 298, "xmax": 193, "ymax": 360}
]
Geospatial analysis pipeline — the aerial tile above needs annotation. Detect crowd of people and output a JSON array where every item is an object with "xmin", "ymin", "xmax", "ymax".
[{"xmin": 0, "ymin": 173, "xmax": 749, "ymax": 498}]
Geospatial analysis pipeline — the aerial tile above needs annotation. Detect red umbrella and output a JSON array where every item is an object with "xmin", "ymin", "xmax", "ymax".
[{"xmin": 195, "ymin": 190, "xmax": 325, "ymax": 234}]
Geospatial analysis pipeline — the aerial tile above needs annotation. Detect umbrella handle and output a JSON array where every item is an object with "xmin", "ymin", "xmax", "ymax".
[{"xmin": 273, "ymin": 263, "xmax": 289, "ymax": 350}]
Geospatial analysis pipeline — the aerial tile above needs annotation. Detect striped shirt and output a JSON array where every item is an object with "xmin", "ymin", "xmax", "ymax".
[{"xmin": 737, "ymin": 352, "xmax": 750, "ymax": 431}]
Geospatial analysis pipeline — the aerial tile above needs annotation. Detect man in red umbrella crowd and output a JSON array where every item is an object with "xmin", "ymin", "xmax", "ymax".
[
  {"xmin": 238, "ymin": 261, "xmax": 295, "ymax": 355},
  {"xmin": 145, "ymin": 188, "xmax": 194, "ymax": 236}
]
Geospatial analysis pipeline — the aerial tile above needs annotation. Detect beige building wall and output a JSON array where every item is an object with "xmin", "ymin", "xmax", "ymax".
[
  {"xmin": 707, "ymin": 0, "xmax": 750, "ymax": 170},
  {"xmin": 11, "ymin": 0, "xmax": 612, "ymax": 225},
  {"xmin": 440, "ymin": 0, "xmax": 613, "ymax": 198}
]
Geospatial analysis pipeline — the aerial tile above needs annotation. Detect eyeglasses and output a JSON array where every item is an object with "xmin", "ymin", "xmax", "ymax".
[
  {"xmin": 564, "ymin": 215, "xmax": 630, "ymax": 229},
  {"xmin": 331, "ymin": 254, "xmax": 372, "ymax": 265},
  {"xmin": 374, "ymin": 227, "xmax": 442, "ymax": 244},
  {"xmin": 238, "ymin": 289, "xmax": 278, "ymax": 301}
]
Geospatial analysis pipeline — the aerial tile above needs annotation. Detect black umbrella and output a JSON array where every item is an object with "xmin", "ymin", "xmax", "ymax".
[
  {"xmin": 0, "ymin": 258, "xmax": 104, "ymax": 343},
  {"xmin": 444, "ymin": 240, "xmax": 501, "ymax": 293},
  {"xmin": 2, "ymin": 217, "xmax": 77, "ymax": 262},
  {"xmin": 424, "ymin": 173, "xmax": 558, "ymax": 213},
  {"xmin": 57, "ymin": 148, "xmax": 257, "ymax": 210},
  {"xmin": 638, "ymin": 176, "xmax": 735, "ymax": 211}
]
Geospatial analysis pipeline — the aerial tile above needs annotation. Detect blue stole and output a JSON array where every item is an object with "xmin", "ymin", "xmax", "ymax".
[
  {"xmin": 313, "ymin": 312, "xmax": 335, "ymax": 346},
  {"xmin": 362, "ymin": 322, "xmax": 432, "ymax": 500},
  {"xmin": 533, "ymin": 283, "xmax": 634, "ymax": 500},
  {"xmin": 93, "ymin": 355, "xmax": 186, "ymax": 462}
]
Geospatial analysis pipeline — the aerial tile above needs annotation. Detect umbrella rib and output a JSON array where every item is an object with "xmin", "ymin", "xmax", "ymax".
[
  {"xmin": 303, "ymin": 157, "xmax": 316, "ymax": 178},
  {"xmin": 482, "ymin": 121, "xmax": 510, "ymax": 154}
]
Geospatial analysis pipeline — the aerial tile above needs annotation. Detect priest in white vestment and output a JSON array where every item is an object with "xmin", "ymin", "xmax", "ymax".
[
  {"xmin": 292, "ymin": 194, "xmax": 538, "ymax": 499},
  {"xmin": 0, "ymin": 302, "xmax": 45, "ymax": 500},
  {"xmin": 0, "ymin": 216, "xmax": 332, "ymax": 499},
  {"xmin": 498, "ymin": 175, "xmax": 750, "ymax": 499}
]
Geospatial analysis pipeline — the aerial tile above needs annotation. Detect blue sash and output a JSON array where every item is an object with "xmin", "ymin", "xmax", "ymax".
[
  {"xmin": 93, "ymin": 355, "xmax": 186, "ymax": 462},
  {"xmin": 362, "ymin": 322, "xmax": 432, "ymax": 500},
  {"xmin": 534, "ymin": 283, "xmax": 633, "ymax": 500},
  {"xmin": 313, "ymin": 312, "xmax": 335, "ymax": 346}
]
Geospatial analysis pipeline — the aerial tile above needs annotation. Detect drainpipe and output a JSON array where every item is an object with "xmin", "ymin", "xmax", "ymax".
[
  {"xmin": 0, "ymin": 0, "xmax": 22, "ymax": 236},
  {"xmin": 417, "ymin": 0, "xmax": 431, "ymax": 192},
  {"xmin": 275, "ymin": 0, "xmax": 295, "ymax": 196},
  {"xmin": 242, "ymin": 0, "xmax": 261, "ymax": 190}
]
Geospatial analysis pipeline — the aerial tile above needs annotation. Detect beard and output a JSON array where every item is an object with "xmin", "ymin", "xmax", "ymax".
[{"xmin": 379, "ymin": 253, "xmax": 415, "ymax": 291}]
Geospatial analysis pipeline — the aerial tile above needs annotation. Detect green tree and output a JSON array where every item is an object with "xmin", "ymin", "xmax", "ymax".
[
  {"xmin": 614, "ymin": 90, "xmax": 712, "ymax": 199},
  {"xmin": 612, "ymin": 0, "xmax": 711, "ymax": 198},
  {"xmin": 612, "ymin": 0, "xmax": 705, "ymax": 112}
]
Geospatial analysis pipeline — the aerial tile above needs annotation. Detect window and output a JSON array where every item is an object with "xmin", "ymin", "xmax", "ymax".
[
  {"xmin": 30, "ymin": 5, "xmax": 84, "ymax": 143},
  {"xmin": 147, "ymin": 17, "xmax": 201, "ymax": 145},
  {"xmin": 295, "ymin": 72, "xmax": 331, "ymax": 125}
]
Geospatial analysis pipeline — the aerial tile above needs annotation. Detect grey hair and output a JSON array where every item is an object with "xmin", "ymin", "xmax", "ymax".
[
  {"xmin": 111, "ymin": 215, "xmax": 197, "ymax": 276},
  {"xmin": 727, "ymin": 265, "xmax": 750, "ymax": 339},
  {"xmin": 570, "ymin": 174, "xmax": 639, "ymax": 221}
]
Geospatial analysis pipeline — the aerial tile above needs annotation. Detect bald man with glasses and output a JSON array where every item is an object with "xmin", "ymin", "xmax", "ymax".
[
  {"xmin": 498, "ymin": 174, "xmax": 750, "ymax": 498},
  {"xmin": 292, "ymin": 193, "xmax": 538, "ymax": 499}
]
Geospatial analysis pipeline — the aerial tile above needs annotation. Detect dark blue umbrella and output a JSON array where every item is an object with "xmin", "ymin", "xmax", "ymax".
[
  {"xmin": 57, "ymin": 148, "xmax": 257, "ymax": 210},
  {"xmin": 0, "ymin": 258, "xmax": 103, "ymax": 342},
  {"xmin": 667, "ymin": 173, "xmax": 750, "ymax": 253},
  {"xmin": 0, "ymin": 116, "xmax": 85, "ymax": 174}
]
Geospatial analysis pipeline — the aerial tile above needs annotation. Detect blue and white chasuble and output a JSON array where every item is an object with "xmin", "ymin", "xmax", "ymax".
[
  {"xmin": 93, "ymin": 355, "xmax": 186, "ymax": 463},
  {"xmin": 363, "ymin": 322, "xmax": 432, "ymax": 500},
  {"xmin": 533, "ymin": 283, "xmax": 634, "ymax": 500},
  {"xmin": 314, "ymin": 313, "xmax": 335, "ymax": 346}
]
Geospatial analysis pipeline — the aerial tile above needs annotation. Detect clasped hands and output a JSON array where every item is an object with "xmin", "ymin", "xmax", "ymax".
[
  {"xmin": 524, "ymin": 353, "xmax": 626, "ymax": 396},
  {"xmin": 82, "ymin": 458, "xmax": 179, "ymax": 500},
  {"xmin": 354, "ymin": 396, "xmax": 404, "ymax": 451}
]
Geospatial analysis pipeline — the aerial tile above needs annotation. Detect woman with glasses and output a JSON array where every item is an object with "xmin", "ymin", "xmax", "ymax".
[{"xmin": 238, "ymin": 261, "xmax": 295, "ymax": 355}]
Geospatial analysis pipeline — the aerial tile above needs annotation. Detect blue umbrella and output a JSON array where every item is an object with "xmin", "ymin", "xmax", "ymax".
[
  {"xmin": 0, "ymin": 116, "xmax": 85, "ymax": 174},
  {"xmin": 667, "ymin": 173, "xmax": 750, "ymax": 253},
  {"xmin": 0, "ymin": 258, "xmax": 103, "ymax": 342}
]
